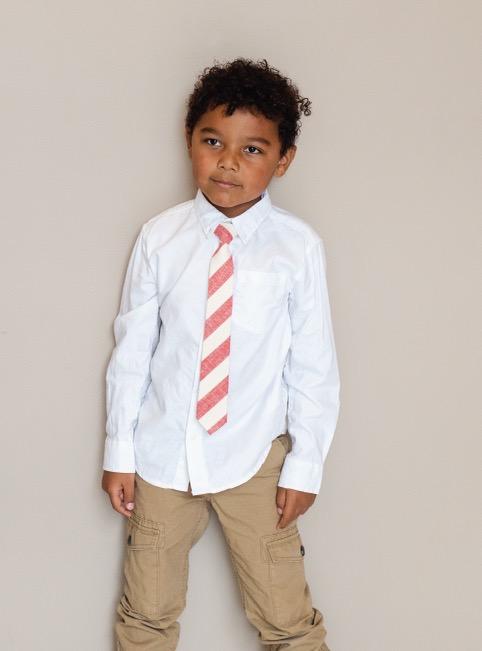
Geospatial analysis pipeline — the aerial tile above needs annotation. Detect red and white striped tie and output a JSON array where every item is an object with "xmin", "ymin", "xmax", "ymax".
[{"xmin": 196, "ymin": 221, "xmax": 237, "ymax": 434}]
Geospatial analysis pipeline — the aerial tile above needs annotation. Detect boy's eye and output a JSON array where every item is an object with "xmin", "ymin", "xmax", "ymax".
[{"xmin": 202, "ymin": 138, "xmax": 262, "ymax": 155}]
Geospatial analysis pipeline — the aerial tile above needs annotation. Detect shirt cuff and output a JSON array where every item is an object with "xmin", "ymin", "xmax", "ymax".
[
  {"xmin": 277, "ymin": 452, "xmax": 323, "ymax": 494},
  {"xmin": 103, "ymin": 438, "xmax": 136, "ymax": 473}
]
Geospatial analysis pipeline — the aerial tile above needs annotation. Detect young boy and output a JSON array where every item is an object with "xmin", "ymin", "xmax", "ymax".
[{"xmin": 102, "ymin": 57, "xmax": 340, "ymax": 650}]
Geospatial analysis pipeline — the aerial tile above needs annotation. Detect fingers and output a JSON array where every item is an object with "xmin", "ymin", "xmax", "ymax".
[
  {"xmin": 276, "ymin": 488, "xmax": 296, "ymax": 529},
  {"xmin": 110, "ymin": 488, "xmax": 132, "ymax": 518},
  {"xmin": 102, "ymin": 472, "xmax": 136, "ymax": 518},
  {"xmin": 122, "ymin": 478, "xmax": 135, "ymax": 512},
  {"xmin": 277, "ymin": 508, "xmax": 296, "ymax": 529},
  {"xmin": 276, "ymin": 487, "xmax": 286, "ymax": 516},
  {"xmin": 275, "ymin": 486, "xmax": 317, "ymax": 528}
]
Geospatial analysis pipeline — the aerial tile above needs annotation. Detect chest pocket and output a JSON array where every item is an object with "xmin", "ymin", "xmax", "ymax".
[{"xmin": 233, "ymin": 269, "xmax": 288, "ymax": 334}]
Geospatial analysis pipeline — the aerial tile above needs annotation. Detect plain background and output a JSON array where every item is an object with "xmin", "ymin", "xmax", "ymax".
[{"xmin": 1, "ymin": 2, "xmax": 480, "ymax": 650}]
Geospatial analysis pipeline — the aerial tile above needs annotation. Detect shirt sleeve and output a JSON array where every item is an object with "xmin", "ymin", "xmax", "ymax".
[
  {"xmin": 278, "ymin": 237, "xmax": 341, "ymax": 494},
  {"xmin": 103, "ymin": 223, "xmax": 161, "ymax": 472}
]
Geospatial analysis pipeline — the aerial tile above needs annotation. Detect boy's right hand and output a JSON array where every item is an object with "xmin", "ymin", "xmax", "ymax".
[{"xmin": 102, "ymin": 471, "xmax": 136, "ymax": 518}]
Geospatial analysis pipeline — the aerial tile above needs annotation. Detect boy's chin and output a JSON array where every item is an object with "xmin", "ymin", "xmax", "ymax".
[
  {"xmin": 201, "ymin": 188, "xmax": 242, "ymax": 207},
  {"xmin": 201, "ymin": 186, "xmax": 263, "ymax": 209}
]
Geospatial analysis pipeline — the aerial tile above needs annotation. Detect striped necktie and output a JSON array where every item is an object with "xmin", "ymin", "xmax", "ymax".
[{"xmin": 196, "ymin": 220, "xmax": 237, "ymax": 434}]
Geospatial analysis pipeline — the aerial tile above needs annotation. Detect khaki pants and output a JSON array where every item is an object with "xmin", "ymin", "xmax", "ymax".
[{"xmin": 115, "ymin": 433, "xmax": 331, "ymax": 650}]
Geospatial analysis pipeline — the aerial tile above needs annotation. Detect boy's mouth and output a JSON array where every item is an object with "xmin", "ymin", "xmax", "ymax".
[{"xmin": 211, "ymin": 178, "xmax": 240, "ymax": 189}]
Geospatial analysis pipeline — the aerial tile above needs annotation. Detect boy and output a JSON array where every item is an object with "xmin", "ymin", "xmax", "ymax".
[{"xmin": 102, "ymin": 57, "xmax": 340, "ymax": 650}]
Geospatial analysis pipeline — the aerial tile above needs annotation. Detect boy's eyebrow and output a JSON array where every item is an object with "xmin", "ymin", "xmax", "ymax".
[{"xmin": 199, "ymin": 127, "xmax": 272, "ymax": 146}]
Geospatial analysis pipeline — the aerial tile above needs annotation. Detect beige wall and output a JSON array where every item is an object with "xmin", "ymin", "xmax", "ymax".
[{"xmin": 1, "ymin": 2, "xmax": 480, "ymax": 650}]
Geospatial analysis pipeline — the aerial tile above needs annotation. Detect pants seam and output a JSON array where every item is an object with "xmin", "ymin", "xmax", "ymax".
[
  {"xmin": 180, "ymin": 501, "xmax": 207, "ymax": 607},
  {"xmin": 223, "ymin": 534, "xmax": 248, "ymax": 611}
]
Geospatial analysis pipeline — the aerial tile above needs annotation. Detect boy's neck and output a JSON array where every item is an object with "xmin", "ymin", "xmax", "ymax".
[{"xmin": 202, "ymin": 191, "xmax": 263, "ymax": 218}]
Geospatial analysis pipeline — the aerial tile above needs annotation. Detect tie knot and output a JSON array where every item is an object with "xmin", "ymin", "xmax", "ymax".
[{"xmin": 214, "ymin": 222, "xmax": 236, "ymax": 244}]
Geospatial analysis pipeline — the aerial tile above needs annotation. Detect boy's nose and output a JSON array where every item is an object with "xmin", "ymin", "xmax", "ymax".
[{"xmin": 218, "ymin": 156, "xmax": 239, "ymax": 172}]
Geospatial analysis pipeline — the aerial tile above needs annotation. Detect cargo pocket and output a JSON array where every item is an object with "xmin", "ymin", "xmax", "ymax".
[
  {"xmin": 261, "ymin": 525, "xmax": 313, "ymax": 627},
  {"xmin": 122, "ymin": 511, "xmax": 165, "ymax": 618}
]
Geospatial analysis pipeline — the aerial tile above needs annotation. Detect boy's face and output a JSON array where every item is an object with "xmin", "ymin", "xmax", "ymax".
[{"xmin": 186, "ymin": 104, "xmax": 296, "ymax": 218}]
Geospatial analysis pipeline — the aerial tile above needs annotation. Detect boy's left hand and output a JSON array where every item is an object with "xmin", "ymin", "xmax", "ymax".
[{"xmin": 276, "ymin": 487, "xmax": 316, "ymax": 529}]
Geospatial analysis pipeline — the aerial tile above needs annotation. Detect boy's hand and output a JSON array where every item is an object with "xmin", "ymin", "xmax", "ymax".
[
  {"xmin": 276, "ymin": 487, "xmax": 316, "ymax": 529},
  {"xmin": 102, "ymin": 471, "xmax": 136, "ymax": 518}
]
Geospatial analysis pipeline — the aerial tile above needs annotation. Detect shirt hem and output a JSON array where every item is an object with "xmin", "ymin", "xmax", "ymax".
[{"xmin": 136, "ymin": 435, "xmax": 281, "ymax": 495}]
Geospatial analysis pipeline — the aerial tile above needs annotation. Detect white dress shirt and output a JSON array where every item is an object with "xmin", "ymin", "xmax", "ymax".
[{"xmin": 103, "ymin": 187, "xmax": 340, "ymax": 495}]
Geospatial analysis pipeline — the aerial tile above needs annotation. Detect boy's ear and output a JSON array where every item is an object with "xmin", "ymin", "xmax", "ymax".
[
  {"xmin": 185, "ymin": 128, "xmax": 192, "ymax": 158},
  {"xmin": 274, "ymin": 145, "xmax": 297, "ymax": 177}
]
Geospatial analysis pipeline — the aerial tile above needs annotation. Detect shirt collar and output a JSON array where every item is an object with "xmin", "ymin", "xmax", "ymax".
[{"xmin": 193, "ymin": 187, "xmax": 272, "ymax": 244}]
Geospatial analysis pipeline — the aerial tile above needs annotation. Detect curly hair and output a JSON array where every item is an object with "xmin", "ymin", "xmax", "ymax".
[{"xmin": 184, "ymin": 57, "xmax": 312, "ymax": 157}]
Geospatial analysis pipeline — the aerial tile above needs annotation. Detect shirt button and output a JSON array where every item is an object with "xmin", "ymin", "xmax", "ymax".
[{"xmin": 300, "ymin": 544, "xmax": 305, "ymax": 556}]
